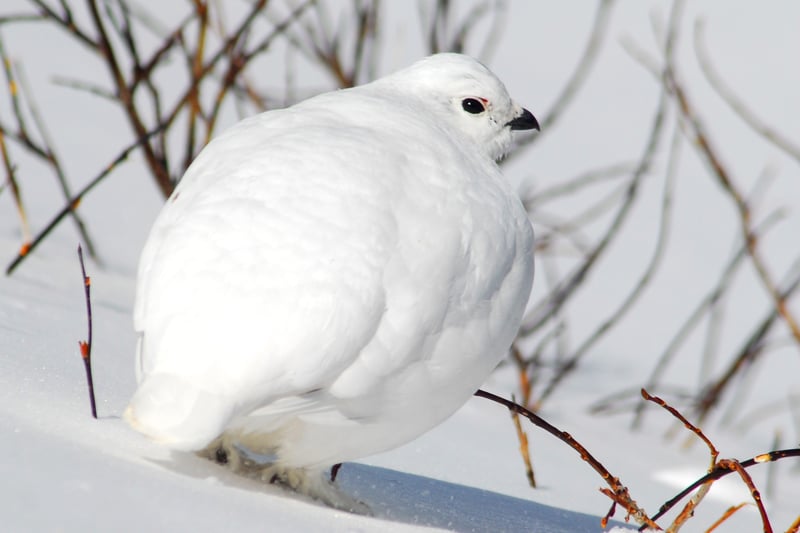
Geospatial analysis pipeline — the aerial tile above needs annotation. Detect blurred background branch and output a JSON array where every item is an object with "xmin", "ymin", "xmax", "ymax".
[{"xmin": 1, "ymin": 2, "xmax": 798, "ymax": 505}]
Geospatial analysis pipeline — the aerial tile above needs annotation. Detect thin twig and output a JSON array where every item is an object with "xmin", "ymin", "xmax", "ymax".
[
  {"xmin": 527, "ymin": 81, "xmax": 669, "ymax": 404},
  {"xmin": 0, "ymin": 30, "xmax": 99, "ymax": 258},
  {"xmin": 664, "ymin": 482, "xmax": 711, "ymax": 533},
  {"xmin": 86, "ymin": 0, "xmax": 173, "ymax": 197},
  {"xmin": 640, "ymin": 387, "xmax": 788, "ymax": 532},
  {"xmin": 475, "ymin": 389, "xmax": 658, "ymax": 529},
  {"xmin": 631, "ymin": 211, "xmax": 785, "ymax": 428},
  {"xmin": 786, "ymin": 514, "xmax": 800, "ymax": 533},
  {"xmin": 203, "ymin": 1, "xmax": 315, "ymax": 144},
  {"xmin": 0, "ymin": 13, "xmax": 47, "ymax": 25},
  {"xmin": 641, "ymin": 389, "xmax": 718, "ymax": 466},
  {"xmin": 77, "ymin": 244, "xmax": 96, "ymax": 419},
  {"xmin": 665, "ymin": 62, "xmax": 800, "ymax": 347},
  {"xmin": 546, "ymin": 118, "xmax": 679, "ymax": 399},
  {"xmin": 643, "ymin": 385, "xmax": 718, "ymax": 533},
  {"xmin": 645, "ymin": 448, "xmax": 800, "ymax": 527},
  {"xmin": 694, "ymin": 268, "xmax": 800, "ymax": 425},
  {"xmin": 510, "ymin": 394, "xmax": 536, "ymax": 488},
  {"xmin": 184, "ymin": 0, "xmax": 209, "ymax": 170},
  {"xmin": 694, "ymin": 20, "xmax": 800, "ymax": 165},
  {"xmin": 705, "ymin": 503, "xmax": 748, "ymax": 533},
  {"xmin": 29, "ymin": 0, "xmax": 96, "ymax": 48},
  {"xmin": 714, "ymin": 459, "xmax": 772, "ymax": 533},
  {"xmin": 0, "ymin": 128, "xmax": 30, "ymax": 245},
  {"xmin": 14, "ymin": 59, "xmax": 99, "ymax": 261},
  {"xmin": 523, "ymin": 161, "xmax": 637, "ymax": 209},
  {"xmin": 6, "ymin": 124, "xmax": 166, "ymax": 275},
  {"xmin": 506, "ymin": 0, "xmax": 615, "ymax": 160}
]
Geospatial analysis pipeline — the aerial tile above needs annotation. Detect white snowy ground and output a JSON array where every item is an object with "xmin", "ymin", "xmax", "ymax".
[
  {"xmin": 2, "ymin": 246, "xmax": 797, "ymax": 532},
  {"xmin": 1, "ymin": 1, "xmax": 799, "ymax": 532}
]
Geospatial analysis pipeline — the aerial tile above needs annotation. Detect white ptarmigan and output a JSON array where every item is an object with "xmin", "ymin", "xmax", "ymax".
[{"xmin": 125, "ymin": 53, "xmax": 537, "ymax": 510}]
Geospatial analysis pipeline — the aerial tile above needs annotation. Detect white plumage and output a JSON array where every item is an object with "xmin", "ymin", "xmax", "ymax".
[{"xmin": 125, "ymin": 53, "xmax": 537, "ymax": 510}]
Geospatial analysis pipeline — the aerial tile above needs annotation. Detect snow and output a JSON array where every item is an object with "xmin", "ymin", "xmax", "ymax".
[
  {"xmin": 1, "ymin": 1, "xmax": 799, "ymax": 532},
  {"xmin": 2, "ymin": 247, "xmax": 796, "ymax": 531},
  {"xmin": 1, "ymin": 250, "xmax": 632, "ymax": 532}
]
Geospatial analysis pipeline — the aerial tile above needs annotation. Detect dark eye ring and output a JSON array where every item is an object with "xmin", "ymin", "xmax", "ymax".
[{"xmin": 461, "ymin": 98, "xmax": 485, "ymax": 114}]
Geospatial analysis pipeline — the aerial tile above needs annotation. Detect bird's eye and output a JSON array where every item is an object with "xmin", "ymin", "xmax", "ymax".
[{"xmin": 461, "ymin": 98, "xmax": 485, "ymax": 114}]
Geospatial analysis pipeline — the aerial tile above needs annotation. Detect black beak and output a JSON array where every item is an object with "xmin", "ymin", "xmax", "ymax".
[{"xmin": 506, "ymin": 108, "xmax": 540, "ymax": 131}]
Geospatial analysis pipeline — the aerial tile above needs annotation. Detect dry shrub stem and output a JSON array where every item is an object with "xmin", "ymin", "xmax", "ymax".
[
  {"xmin": 510, "ymin": 394, "xmax": 536, "ymax": 488},
  {"xmin": 693, "ymin": 20, "xmax": 800, "ymax": 165},
  {"xmin": 704, "ymin": 503, "xmax": 747, "ymax": 533},
  {"xmin": 639, "ymin": 389, "xmax": 800, "ymax": 532},
  {"xmin": 0, "ymin": 31, "xmax": 97, "ymax": 259},
  {"xmin": 2, "ymin": 3, "xmax": 799, "ymax": 527},
  {"xmin": 481, "ymin": 387, "xmax": 799, "ymax": 531},
  {"xmin": 787, "ymin": 514, "xmax": 800, "ymax": 533},
  {"xmin": 475, "ymin": 389, "xmax": 658, "ymax": 529},
  {"xmin": 666, "ymin": 69, "xmax": 800, "ymax": 347},
  {"xmin": 506, "ymin": 0, "xmax": 615, "ymax": 158},
  {"xmin": 5, "ymin": 124, "xmax": 166, "ymax": 275},
  {"xmin": 526, "ymin": 84, "xmax": 669, "ymax": 406},
  {"xmin": 77, "ymin": 244, "xmax": 97, "ymax": 419}
]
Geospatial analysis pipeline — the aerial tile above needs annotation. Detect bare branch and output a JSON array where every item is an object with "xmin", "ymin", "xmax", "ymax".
[
  {"xmin": 694, "ymin": 20, "xmax": 800, "ymax": 165},
  {"xmin": 665, "ymin": 60, "xmax": 800, "ymax": 347},
  {"xmin": 77, "ymin": 244, "xmax": 97, "ymax": 419},
  {"xmin": 0, "ymin": 31, "xmax": 98, "ymax": 259},
  {"xmin": 475, "ymin": 389, "xmax": 658, "ymax": 529},
  {"xmin": 507, "ymin": 0, "xmax": 616, "ymax": 160},
  {"xmin": 0, "ymin": 128, "xmax": 30, "ymax": 245},
  {"xmin": 694, "ymin": 267, "xmax": 800, "ymax": 425},
  {"xmin": 524, "ymin": 82, "xmax": 669, "ymax": 404},
  {"xmin": 539, "ymin": 122, "xmax": 679, "ymax": 404},
  {"xmin": 632, "ymin": 210, "xmax": 786, "ymax": 428},
  {"xmin": 523, "ymin": 161, "xmax": 638, "ymax": 209},
  {"xmin": 6, "ymin": 124, "xmax": 166, "ymax": 275}
]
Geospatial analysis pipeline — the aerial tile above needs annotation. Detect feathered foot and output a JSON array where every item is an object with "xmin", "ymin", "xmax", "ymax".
[{"xmin": 198, "ymin": 437, "xmax": 369, "ymax": 514}]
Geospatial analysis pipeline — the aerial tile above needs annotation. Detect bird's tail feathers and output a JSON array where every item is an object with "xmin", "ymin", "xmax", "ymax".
[{"xmin": 124, "ymin": 373, "xmax": 231, "ymax": 451}]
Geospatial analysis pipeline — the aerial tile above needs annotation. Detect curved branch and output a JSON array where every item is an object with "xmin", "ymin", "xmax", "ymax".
[
  {"xmin": 694, "ymin": 20, "xmax": 800, "ymax": 165},
  {"xmin": 645, "ymin": 449, "xmax": 800, "ymax": 527},
  {"xmin": 506, "ymin": 0, "xmax": 616, "ymax": 161},
  {"xmin": 5, "ymin": 125, "xmax": 165, "ymax": 275}
]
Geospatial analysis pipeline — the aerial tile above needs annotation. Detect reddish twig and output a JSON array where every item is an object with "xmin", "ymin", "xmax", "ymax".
[
  {"xmin": 649, "ymin": 448, "xmax": 800, "ymax": 527},
  {"xmin": 77, "ymin": 245, "xmax": 97, "ymax": 419},
  {"xmin": 475, "ymin": 389, "xmax": 658, "ymax": 529},
  {"xmin": 715, "ymin": 459, "xmax": 771, "ymax": 533},
  {"xmin": 642, "ymin": 388, "xmax": 775, "ymax": 531},
  {"xmin": 5, "ymin": 124, "xmax": 166, "ymax": 275},
  {"xmin": 705, "ymin": 503, "xmax": 747, "ymax": 533},
  {"xmin": 641, "ymin": 389, "xmax": 718, "ymax": 467},
  {"xmin": 86, "ymin": 0, "xmax": 173, "ymax": 197},
  {"xmin": 641, "ymin": 387, "xmax": 721, "ymax": 532},
  {"xmin": 639, "ymin": 387, "xmax": 800, "ymax": 531}
]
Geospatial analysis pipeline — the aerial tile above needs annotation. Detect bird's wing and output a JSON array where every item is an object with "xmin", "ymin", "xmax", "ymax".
[{"xmin": 135, "ymin": 114, "xmax": 401, "ymax": 400}]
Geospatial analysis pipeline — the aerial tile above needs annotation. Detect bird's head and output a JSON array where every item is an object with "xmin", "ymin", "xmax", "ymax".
[{"xmin": 383, "ymin": 53, "xmax": 539, "ymax": 161}]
